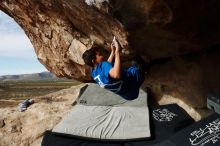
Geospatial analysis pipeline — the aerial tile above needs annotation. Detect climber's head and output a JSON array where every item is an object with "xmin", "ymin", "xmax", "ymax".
[{"xmin": 82, "ymin": 46, "xmax": 105, "ymax": 67}]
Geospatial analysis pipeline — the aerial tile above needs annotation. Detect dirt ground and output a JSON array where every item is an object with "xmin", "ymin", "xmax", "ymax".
[{"xmin": 0, "ymin": 84, "xmax": 85, "ymax": 146}]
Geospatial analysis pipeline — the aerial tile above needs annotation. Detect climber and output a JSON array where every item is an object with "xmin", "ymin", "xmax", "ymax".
[{"xmin": 82, "ymin": 37, "xmax": 146, "ymax": 100}]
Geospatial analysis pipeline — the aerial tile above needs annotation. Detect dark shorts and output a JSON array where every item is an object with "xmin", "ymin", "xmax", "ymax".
[
  {"xmin": 120, "ymin": 66, "xmax": 145, "ymax": 100},
  {"xmin": 123, "ymin": 66, "xmax": 145, "ymax": 86}
]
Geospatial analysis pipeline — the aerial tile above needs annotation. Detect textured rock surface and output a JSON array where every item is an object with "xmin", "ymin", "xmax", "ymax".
[
  {"xmin": 0, "ymin": 0, "xmax": 220, "ymax": 116},
  {"xmin": 0, "ymin": 84, "xmax": 84, "ymax": 146},
  {"xmin": 0, "ymin": 119, "xmax": 5, "ymax": 128}
]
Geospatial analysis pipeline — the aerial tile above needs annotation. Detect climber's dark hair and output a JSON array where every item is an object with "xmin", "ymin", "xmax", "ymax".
[{"xmin": 82, "ymin": 46, "xmax": 102, "ymax": 67}]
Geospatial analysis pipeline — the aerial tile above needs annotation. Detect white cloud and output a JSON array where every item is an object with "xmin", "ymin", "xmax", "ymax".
[
  {"xmin": 0, "ymin": 10, "xmax": 23, "ymax": 34},
  {"xmin": 0, "ymin": 10, "xmax": 37, "ymax": 59},
  {"xmin": 0, "ymin": 10, "xmax": 47, "ymax": 75},
  {"xmin": 0, "ymin": 34, "xmax": 36, "ymax": 59}
]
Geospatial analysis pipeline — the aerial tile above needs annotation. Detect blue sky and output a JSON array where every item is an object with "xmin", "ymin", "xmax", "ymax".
[{"xmin": 0, "ymin": 10, "xmax": 47, "ymax": 75}]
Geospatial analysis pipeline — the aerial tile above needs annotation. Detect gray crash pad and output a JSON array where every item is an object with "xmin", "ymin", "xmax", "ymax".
[
  {"xmin": 207, "ymin": 93, "xmax": 220, "ymax": 114},
  {"xmin": 52, "ymin": 83, "xmax": 150, "ymax": 140},
  {"xmin": 76, "ymin": 83, "xmax": 148, "ymax": 107},
  {"xmin": 52, "ymin": 104, "xmax": 150, "ymax": 140}
]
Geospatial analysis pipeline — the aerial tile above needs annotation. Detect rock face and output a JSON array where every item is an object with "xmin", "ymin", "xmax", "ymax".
[{"xmin": 0, "ymin": 0, "xmax": 220, "ymax": 115}]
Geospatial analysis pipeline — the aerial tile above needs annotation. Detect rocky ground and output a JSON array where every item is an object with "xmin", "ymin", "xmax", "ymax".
[
  {"xmin": 158, "ymin": 94, "xmax": 214, "ymax": 121},
  {"xmin": 0, "ymin": 84, "xmax": 85, "ymax": 146}
]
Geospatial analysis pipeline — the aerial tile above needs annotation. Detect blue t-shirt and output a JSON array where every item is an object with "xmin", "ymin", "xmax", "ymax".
[{"xmin": 91, "ymin": 61, "xmax": 140, "ymax": 100}]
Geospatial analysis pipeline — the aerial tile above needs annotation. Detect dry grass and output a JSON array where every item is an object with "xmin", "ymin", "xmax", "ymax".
[{"xmin": 0, "ymin": 80, "xmax": 81, "ymax": 100}]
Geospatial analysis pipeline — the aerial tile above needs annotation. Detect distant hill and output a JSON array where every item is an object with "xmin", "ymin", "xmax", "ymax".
[{"xmin": 0, "ymin": 72, "xmax": 66, "ymax": 81}]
